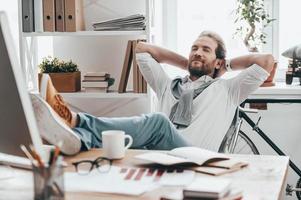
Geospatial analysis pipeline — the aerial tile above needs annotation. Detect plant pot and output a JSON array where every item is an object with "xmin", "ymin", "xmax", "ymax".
[
  {"xmin": 260, "ymin": 61, "xmax": 277, "ymax": 87},
  {"xmin": 38, "ymin": 71, "xmax": 81, "ymax": 92}
]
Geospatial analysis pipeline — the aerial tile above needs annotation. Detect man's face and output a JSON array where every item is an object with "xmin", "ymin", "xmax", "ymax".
[{"xmin": 188, "ymin": 36, "xmax": 220, "ymax": 78}]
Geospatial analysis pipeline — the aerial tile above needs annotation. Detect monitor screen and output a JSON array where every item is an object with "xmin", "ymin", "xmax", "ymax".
[{"xmin": 0, "ymin": 12, "xmax": 45, "ymax": 160}]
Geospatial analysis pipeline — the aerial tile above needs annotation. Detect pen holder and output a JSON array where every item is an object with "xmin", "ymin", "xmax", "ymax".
[{"xmin": 33, "ymin": 164, "xmax": 65, "ymax": 200}]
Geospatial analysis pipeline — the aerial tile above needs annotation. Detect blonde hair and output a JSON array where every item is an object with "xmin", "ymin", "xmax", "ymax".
[{"xmin": 199, "ymin": 31, "xmax": 226, "ymax": 59}]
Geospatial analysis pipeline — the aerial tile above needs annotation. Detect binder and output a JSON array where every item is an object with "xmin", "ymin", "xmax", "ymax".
[
  {"xmin": 22, "ymin": 0, "xmax": 35, "ymax": 32},
  {"xmin": 55, "ymin": 0, "xmax": 65, "ymax": 32},
  {"xmin": 34, "ymin": 0, "xmax": 43, "ymax": 32},
  {"xmin": 142, "ymin": 76, "xmax": 147, "ymax": 93},
  {"xmin": 118, "ymin": 40, "xmax": 133, "ymax": 93},
  {"xmin": 138, "ymin": 67, "xmax": 143, "ymax": 93},
  {"xmin": 64, "ymin": 0, "xmax": 85, "ymax": 32},
  {"xmin": 43, "ymin": 0, "xmax": 55, "ymax": 32},
  {"xmin": 132, "ymin": 40, "xmax": 139, "ymax": 93}
]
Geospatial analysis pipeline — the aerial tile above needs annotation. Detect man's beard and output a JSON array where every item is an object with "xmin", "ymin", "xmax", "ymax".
[{"xmin": 188, "ymin": 64, "xmax": 213, "ymax": 78}]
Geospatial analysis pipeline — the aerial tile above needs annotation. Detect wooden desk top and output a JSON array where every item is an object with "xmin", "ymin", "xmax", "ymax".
[{"xmin": 0, "ymin": 149, "xmax": 289, "ymax": 200}]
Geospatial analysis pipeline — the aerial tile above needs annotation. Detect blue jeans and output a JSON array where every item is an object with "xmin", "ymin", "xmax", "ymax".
[{"xmin": 72, "ymin": 112, "xmax": 190, "ymax": 151}]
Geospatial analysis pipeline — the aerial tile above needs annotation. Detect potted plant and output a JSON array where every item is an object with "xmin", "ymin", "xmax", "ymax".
[
  {"xmin": 234, "ymin": 0, "xmax": 276, "ymax": 86},
  {"xmin": 39, "ymin": 56, "xmax": 81, "ymax": 92}
]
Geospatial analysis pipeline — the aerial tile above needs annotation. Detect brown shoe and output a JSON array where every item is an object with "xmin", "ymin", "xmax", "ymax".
[{"xmin": 39, "ymin": 74, "xmax": 74, "ymax": 127}]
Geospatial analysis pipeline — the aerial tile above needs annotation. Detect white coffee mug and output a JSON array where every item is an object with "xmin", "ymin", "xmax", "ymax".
[{"xmin": 102, "ymin": 130, "xmax": 133, "ymax": 159}]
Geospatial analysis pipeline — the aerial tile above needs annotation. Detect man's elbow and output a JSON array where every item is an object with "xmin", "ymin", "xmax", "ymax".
[{"xmin": 262, "ymin": 54, "xmax": 275, "ymax": 73}]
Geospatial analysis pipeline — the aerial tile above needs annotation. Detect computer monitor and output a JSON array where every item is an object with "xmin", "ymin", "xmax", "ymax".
[{"xmin": 0, "ymin": 12, "xmax": 46, "ymax": 161}]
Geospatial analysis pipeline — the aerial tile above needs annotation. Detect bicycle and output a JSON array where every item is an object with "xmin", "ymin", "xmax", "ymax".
[{"xmin": 218, "ymin": 105, "xmax": 301, "ymax": 199}]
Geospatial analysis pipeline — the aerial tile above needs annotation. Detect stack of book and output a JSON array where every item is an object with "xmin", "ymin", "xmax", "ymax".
[
  {"xmin": 92, "ymin": 14, "xmax": 146, "ymax": 31},
  {"xmin": 82, "ymin": 72, "xmax": 111, "ymax": 93},
  {"xmin": 21, "ymin": 0, "xmax": 85, "ymax": 33},
  {"xmin": 183, "ymin": 177, "xmax": 242, "ymax": 200}
]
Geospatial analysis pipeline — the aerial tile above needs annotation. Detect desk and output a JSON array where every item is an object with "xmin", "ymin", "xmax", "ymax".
[{"xmin": 0, "ymin": 149, "xmax": 289, "ymax": 200}]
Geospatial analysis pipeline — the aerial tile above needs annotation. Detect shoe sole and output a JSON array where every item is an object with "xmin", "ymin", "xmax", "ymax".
[{"xmin": 30, "ymin": 93, "xmax": 81, "ymax": 155}]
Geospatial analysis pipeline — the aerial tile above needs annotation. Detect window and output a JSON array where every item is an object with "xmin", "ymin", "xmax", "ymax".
[
  {"xmin": 277, "ymin": 0, "xmax": 301, "ymax": 81},
  {"xmin": 162, "ymin": 0, "xmax": 301, "ymax": 82},
  {"xmin": 162, "ymin": 0, "xmax": 251, "ymax": 78}
]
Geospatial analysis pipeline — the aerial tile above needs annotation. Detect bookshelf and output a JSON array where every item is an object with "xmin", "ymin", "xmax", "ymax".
[
  {"xmin": 22, "ymin": 30, "xmax": 148, "ymax": 37},
  {"xmin": 61, "ymin": 91, "xmax": 148, "ymax": 99},
  {"xmin": 18, "ymin": 0, "xmax": 153, "ymax": 102}
]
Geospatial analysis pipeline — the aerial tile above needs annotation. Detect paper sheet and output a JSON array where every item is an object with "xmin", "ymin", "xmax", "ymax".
[{"xmin": 65, "ymin": 166, "xmax": 195, "ymax": 196}]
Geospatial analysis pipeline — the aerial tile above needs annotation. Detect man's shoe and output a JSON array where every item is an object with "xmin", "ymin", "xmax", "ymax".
[
  {"xmin": 39, "ymin": 74, "xmax": 73, "ymax": 127},
  {"xmin": 30, "ymin": 93, "xmax": 81, "ymax": 155}
]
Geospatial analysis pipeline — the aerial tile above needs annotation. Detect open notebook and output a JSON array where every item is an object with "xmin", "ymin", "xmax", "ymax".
[{"xmin": 135, "ymin": 147, "xmax": 248, "ymax": 175}]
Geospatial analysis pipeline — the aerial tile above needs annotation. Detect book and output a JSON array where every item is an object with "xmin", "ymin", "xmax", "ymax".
[
  {"xmin": 84, "ymin": 72, "xmax": 110, "ymax": 77},
  {"xmin": 83, "ymin": 76, "xmax": 108, "ymax": 81},
  {"xmin": 132, "ymin": 40, "xmax": 139, "ymax": 93},
  {"xmin": 83, "ymin": 87, "xmax": 107, "ymax": 93},
  {"xmin": 92, "ymin": 14, "xmax": 145, "ymax": 27},
  {"xmin": 191, "ymin": 159, "xmax": 248, "ymax": 176},
  {"xmin": 160, "ymin": 188, "xmax": 243, "ymax": 200},
  {"xmin": 135, "ymin": 147, "xmax": 229, "ymax": 166},
  {"xmin": 118, "ymin": 40, "xmax": 133, "ymax": 93},
  {"xmin": 183, "ymin": 177, "xmax": 231, "ymax": 199},
  {"xmin": 82, "ymin": 81, "xmax": 108, "ymax": 88}
]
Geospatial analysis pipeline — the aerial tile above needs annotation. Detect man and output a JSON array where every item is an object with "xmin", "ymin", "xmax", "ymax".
[
  {"xmin": 32, "ymin": 30, "xmax": 273, "ymax": 155},
  {"xmin": 135, "ymin": 31, "xmax": 274, "ymax": 151},
  {"xmin": 31, "ymin": 74, "xmax": 190, "ymax": 155}
]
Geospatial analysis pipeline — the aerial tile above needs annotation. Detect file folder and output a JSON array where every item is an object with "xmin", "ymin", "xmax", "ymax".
[
  {"xmin": 55, "ymin": 0, "xmax": 65, "ymax": 31},
  {"xmin": 22, "ymin": 0, "xmax": 35, "ymax": 32},
  {"xmin": 64, "ymin": 0, "xmax": 84, "ymax": 32},
  {"xmin": 43, "ymin": 0, "xmax": 55, "ymax": 32},
  {"xmin": 34, "ymin": 0, "xmax": 43, "ymax": 32}
]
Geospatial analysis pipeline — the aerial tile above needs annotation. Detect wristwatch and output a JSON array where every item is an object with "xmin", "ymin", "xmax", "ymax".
[{"xmin": 225, "ymin": 59, "xmax": 232, "ymax": 72}]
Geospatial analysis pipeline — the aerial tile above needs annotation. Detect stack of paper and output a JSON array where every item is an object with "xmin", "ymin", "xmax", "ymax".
[
  {"xmin": 183, "ymin": 177, "xmax": 231, "ymax": 199},
  {"xmin": 65, "ymin": 166, "xmax": 195, "ymax": 196},
  {"xmin": 92, "ymin": 14, "xmax": 146, "ymax": 31}
]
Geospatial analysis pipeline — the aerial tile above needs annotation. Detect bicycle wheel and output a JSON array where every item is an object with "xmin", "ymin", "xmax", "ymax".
[
  {"xmin": 296, "ymin": 177, "xmax": 301, "ymax": 200},
  {"xmin": 220, "ymin": 130, "xmax": 259, "ymax": 155}
]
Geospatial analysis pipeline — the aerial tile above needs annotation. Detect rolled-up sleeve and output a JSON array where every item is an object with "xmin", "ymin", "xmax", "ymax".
[
  {"xmin": 136, "ymin": 53, "xmax": 170, "ymax": 98},
  {"xmin": 225, "ymin": 64, "xmax": 270, "ymax": 105}
]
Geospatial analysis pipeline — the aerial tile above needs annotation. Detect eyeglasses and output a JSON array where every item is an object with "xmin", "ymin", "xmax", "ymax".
[{"xmin": 72, "ymin": 157, "xmax": 112, "ymax": 175}]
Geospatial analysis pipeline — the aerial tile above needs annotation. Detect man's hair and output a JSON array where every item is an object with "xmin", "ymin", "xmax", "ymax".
[{"xmin": 198, "ymin": 31, "xmax": 226, "ymax": 59}]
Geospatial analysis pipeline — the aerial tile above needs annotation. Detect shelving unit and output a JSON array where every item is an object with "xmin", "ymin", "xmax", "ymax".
[
  {"xmin": 22, "ymin": 30, "xmax": 148, "ymax": 37},
  {"xmin": 18, "ymin": 0, "xmax": 153, "ymax": 102},
  {"xmin": 61, "ymin": 91, "xmax": 148, "ymax": 99}
]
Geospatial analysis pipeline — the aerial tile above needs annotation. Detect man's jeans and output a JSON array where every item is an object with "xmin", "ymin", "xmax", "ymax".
[{"xmin": 72, "ymin": 112, "xmax": 191, "ymax": 151}]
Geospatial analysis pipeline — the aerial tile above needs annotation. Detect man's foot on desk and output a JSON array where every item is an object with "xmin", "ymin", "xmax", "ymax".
[
  {"xmin": 30, "ymin": 93, "xmax": 81, "ymax": 155},
  {"xmin": 39, "ymin": 74, "xmax": 77, "ymax": 128}
]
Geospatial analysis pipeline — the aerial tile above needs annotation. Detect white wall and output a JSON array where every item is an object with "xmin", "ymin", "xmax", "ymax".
[
  {"xmin": 52, "ymin": 0, "xmax": 149, "ymax": 117},
  {"xmin": 242, "ymin": 103, "xmax": 301, "ymax": 199}
]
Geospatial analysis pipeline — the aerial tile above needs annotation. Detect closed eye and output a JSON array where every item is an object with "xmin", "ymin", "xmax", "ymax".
[{"xmin": 191, "ymin": 45, "xmax": 198, "ymax": 51}]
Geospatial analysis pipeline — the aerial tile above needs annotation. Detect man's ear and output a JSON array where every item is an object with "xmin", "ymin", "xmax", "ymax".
[{"xmin": 215, "ymin": 59, "xmax": 224, "ymax": 69}]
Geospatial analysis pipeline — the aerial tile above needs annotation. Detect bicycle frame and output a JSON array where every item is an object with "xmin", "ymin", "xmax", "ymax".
[{"xmin": 239, "ymin": 109, "xmax": 301, "ymax": 178}]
